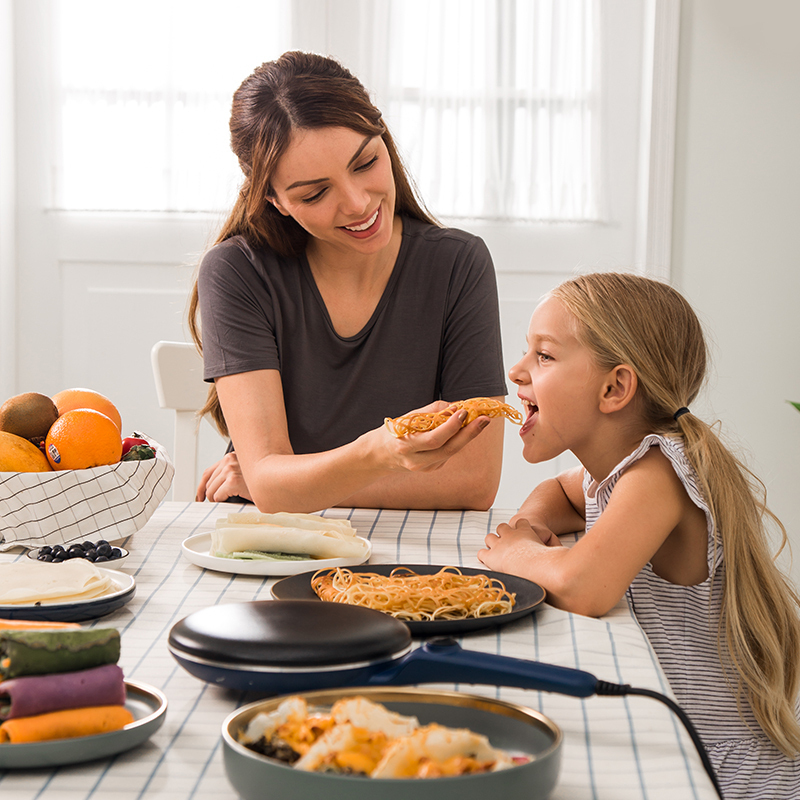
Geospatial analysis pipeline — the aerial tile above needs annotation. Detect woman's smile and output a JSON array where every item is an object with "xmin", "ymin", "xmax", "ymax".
[{"xmin": 340, "ymin": 206, "xmax": 382, "ymax": 238}]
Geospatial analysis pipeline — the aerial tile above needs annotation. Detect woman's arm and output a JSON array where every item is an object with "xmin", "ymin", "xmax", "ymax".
[
  {"xmin": 338, "ymin": 412, "xmax": 503, "ymax": 510},
  {"xmin": 201, "ymin": 369, "xmax": 500, "ymax": 512},
  {"xmin": 479, "ymin": 453, "xmax": 689, "ymax": 617}
]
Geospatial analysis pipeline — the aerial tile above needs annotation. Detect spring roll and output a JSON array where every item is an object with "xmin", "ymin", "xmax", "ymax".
[
  {"xmin": 0, "ymin": 664, "xmax": 125, "ymax": 720},
  {"xmin": 211, "ymin": 512, "xmax": 366, "ymax": 560},
  {"xmin": 0, "ymin": 628, "xmax": 120, "ymax": 680},
  {"xmin": 0, "ymin": 705, "xmax": 133, "ymax": 744}
]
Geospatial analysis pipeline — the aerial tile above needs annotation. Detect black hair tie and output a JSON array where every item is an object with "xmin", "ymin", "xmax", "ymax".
[{"xmin": 673, "ymin": 407, "xmax": 690, "ymax": 421}]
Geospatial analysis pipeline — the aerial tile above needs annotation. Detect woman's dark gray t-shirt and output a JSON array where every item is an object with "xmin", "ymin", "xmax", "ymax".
[{"xmin": 197, "ymin": 216, "xmax": 507, "ymax": 454}]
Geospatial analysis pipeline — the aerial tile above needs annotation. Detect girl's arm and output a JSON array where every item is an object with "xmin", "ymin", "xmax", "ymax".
[
  {"xmin": 199, "ymin": 369, "xmax": 502, "ymax": 512},
  {"xmin": 479, "ymin": 450, "xmax": 690, "ymax": 617},
  {"xmin": 509, "ymin": 466, "xmax": 586, "ymax": 535}
]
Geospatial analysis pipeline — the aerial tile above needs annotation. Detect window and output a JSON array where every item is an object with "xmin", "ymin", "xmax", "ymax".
[
  {"xmin": 54, "ymin": 0, "xmax": 290, "ymax": 211},
  {"xmin": 372, "ymin": 0, "xmax": 602, "ymax": 222},
  {"xmin": 52, "ymin": 0, "xmax": 600, "ymax": 223}
]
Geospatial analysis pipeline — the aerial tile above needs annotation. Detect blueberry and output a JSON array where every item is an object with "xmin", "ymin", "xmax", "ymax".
[
  {"xmin": 84, "ymin": 548, "xmax": 98, "ymax": 561},
  {"xmin": 97, "ymin": 543, "xmax": 113, "ymax": 557},
  {"xmin": 110, "ymin": 548, "xmax": 122, "ymax": 560},
  {"xmin": 40, "ymin": 546, "xmax": 52, "ymax": 555},
  {"xmin": 52, "ymin": 545, "xmax": 65, "ymax": 554},
  {"xmin": 94, "ymin": 555, "xmax": 109, "ymax": 563}
]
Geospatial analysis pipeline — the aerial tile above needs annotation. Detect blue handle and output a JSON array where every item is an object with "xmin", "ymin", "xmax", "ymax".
[{"xmin": 367, "ymin": 638, "xmax": 599, "ymax": 698}]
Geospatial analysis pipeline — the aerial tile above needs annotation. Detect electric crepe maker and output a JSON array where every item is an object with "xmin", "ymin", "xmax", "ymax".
[
  {"xmin": 167, "ymin": 602, "xmax": 724, "ymax": 800},
  {"xmin": 166, "ymin": 600, "xmax": 599, "ymax": 696}
]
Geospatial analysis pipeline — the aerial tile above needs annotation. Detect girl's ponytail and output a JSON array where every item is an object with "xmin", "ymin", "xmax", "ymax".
[{"xmin": 677, "ymin": 412, "xmax": 800, "ymax": 755}]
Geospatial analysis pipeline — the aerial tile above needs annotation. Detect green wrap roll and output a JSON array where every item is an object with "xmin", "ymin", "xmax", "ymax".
[{"xmin": 0, "ymin": 628, "xmax": 120, "ymax": 679}]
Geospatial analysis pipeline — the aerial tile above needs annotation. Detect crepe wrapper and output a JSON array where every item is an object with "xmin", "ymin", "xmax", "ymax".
[
  {"xmin": 0, "ymin": 628, "xmax": 120, "ymax": 680},
  {"xmin": 0, "ymin": 663, "xmax": 125, "ymax": 720},
  {"xmin": 0, "ymin": 560, "xmax": 117, "ymax": 605},
  {"xmin": 211, "ymin": 512, "xmax": 367, "ymax": 560},
  {"xmin": 0, "ymin": 704, "xmax": 134, "ymax": 743},
  {"xmin": 0, "ymin": 619, "xmax": 82, "ymax": 631}
]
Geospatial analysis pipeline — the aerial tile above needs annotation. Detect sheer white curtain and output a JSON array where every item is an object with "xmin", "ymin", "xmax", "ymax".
[
  {"xmin": 53, "ymin": 0, "xmax": 290, "ymax": 212},
  {"xmin": 367, "ymin": 0, "xmax": 603, "ymax": 222},
  {"xmin": 52, "ymin": 0, "xmax": 601, "ymax": 222}
]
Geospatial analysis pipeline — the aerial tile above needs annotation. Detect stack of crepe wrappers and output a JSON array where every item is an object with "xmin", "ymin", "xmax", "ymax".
[
  {"xmin": 0, "ymin": 560, "xmax": 119, "ymax": 606},
  {"xmin": 0, "ymin": 624, "xmax": 132, "ymax": 743},
  {"xmin": 211, "ymin": 512, "xmax": 368, "ymax": 560}
]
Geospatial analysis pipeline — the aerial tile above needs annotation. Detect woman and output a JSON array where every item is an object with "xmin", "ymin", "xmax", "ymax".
[{"xmin": 189, "ymin": 51, "xmax": 507, "ymax": 513}]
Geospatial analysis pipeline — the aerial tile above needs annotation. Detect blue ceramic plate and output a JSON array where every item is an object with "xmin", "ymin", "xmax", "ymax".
[
  {"xmin": 0, "ymin": 680, "xmax": 167, "ymax": 769},
  {"xmin": 0, "ymin": 567, "xmax": 135, "ymax": 622}
]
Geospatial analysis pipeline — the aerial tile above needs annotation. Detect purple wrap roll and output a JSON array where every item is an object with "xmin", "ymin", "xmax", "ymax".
[{"xmin": 0, "ymin": 663, "xmax": 126, "ymax": 720}]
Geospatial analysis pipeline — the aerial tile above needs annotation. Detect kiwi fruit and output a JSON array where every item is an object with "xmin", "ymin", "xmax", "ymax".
[{"xmin": 0, "ymin": 391, "xmax": 60, "ymax": 446}]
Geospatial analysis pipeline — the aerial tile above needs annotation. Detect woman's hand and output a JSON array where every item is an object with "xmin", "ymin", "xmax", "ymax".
[
  {"xmin": 477, "ymin": 519, "xmax": 563, "ymax": 577},
  {"xmin": 196, "ymin": 452, "xmax": 254, "ymax": 503},
  {"xmin": 368, "ymin": 400, "xmax": 492, "ymax": 474}
]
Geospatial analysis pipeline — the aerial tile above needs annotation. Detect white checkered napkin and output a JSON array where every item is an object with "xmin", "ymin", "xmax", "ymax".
[{"xmin": 0, "ymin": 438, "xmax": 174, "ymax": 550}]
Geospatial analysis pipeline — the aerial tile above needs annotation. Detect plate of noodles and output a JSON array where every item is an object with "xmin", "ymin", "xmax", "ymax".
[{"xmin": 271, "ymin": 564, "xmax": 546, "ymax": 635}]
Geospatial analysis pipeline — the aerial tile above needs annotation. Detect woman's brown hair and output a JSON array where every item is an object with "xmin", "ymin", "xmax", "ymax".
[
  {"xmin": 188, "ymin": 51, "xmax": 437, "ymax": 435},
  {"xmin": 552, "ymin": 271, "xmax": 800, "ymax": 756}
]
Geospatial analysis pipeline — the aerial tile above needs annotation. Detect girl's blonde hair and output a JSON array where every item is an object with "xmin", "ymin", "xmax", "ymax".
[
  {"xmin": 552, "ymin": 271, "xmax": 800, "ymax": 755},
  {"xmin": 188, "ymin": 51, "xmax": 437, "ymax": 437}
]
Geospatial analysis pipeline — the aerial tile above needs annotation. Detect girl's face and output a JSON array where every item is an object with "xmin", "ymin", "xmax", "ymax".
[
  {"xmin": 269, "ymin": 126, "xmax": 397, "ymax": 257},
  {"xmin": 509, "ymin": 296, "xmax": 609, "ymax": 464}
]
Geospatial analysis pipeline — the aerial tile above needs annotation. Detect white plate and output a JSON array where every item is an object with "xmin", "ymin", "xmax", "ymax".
[
  {"xmin": 0, "ymin": 680, "xmax": 167, "ymax": 769},
  {"xmin": 0, "ymin": 568, "xmax": 136, "ymax": 622},
  {"xmin": 180, "ymin": 531, "xmax": 372, "ymax": 576}
]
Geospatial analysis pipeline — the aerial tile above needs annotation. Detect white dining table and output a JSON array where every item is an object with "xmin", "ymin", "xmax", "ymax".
[{"xmin": 0, "ymin": 501, "xmax": 719, "ymax": 799}]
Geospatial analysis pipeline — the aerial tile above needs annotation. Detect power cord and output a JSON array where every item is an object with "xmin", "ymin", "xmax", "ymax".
[{"xmin": 595, "ymin": 680, "xmax": 724, "ymax": 799}]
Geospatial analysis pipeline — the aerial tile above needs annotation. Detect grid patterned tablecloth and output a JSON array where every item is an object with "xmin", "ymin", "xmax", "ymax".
[{"xmin": 0, "ymin": 502, "xmax": 718, "ymax": 799}]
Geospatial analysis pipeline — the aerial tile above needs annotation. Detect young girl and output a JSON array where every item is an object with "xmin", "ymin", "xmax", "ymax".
[{"xmin": 478, "ymin": 271, "xmax": 800, "ymax": 799}]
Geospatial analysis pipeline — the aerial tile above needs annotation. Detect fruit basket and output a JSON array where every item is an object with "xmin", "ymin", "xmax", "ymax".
[{"xmin": 0, "ymin": 436, "xmax": 174, "ymax": 551}]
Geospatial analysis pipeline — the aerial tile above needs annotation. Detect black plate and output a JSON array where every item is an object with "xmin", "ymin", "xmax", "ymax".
[{"xmin": 271, "ymin": 564, "xmax": 545, "ymax": 636}]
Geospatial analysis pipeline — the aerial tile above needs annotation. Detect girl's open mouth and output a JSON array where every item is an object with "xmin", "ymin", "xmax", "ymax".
[{"xmin": 520, "ymin": 399, "xmax": 538, "ymax": 434}]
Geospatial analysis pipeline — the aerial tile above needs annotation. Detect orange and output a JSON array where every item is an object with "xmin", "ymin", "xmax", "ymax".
[
  {"xmin": 45, "ymin": 409, "xmax": 123, "ymax": 470},
  {"xmin": 0, "ymin": 431, "xmax": 53, "ymax": 472},
  {"xmin": 52, "ymin": 388, "xmax": 122, "ymax": 432}
]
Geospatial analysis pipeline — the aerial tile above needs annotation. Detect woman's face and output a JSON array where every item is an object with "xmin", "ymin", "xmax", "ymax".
[{"xmin": 269, "ymin": 126, "xmax": 397, "ymax": 257}]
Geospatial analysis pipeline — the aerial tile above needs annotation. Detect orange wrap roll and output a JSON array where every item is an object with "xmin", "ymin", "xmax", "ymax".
[
  {"xmin": 0, "ymin": 620, "xmax": 82, "ymax": 631},
  {"xmin": 0, "ymin": 704, "xmax": 133, "ymax": 743}
]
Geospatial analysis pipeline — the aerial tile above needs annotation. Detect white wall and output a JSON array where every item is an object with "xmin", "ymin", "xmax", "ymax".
[{"xmin": 671, "ymin": 0, "xmax": 800, "ymax": 586}]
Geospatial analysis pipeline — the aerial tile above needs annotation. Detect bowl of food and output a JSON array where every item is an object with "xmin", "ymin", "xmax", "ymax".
[
  {"xmin": 221, "ymin": 687, "xmax": 562, "ymax": 800},
  {"xmin": 27, "ymin": 541, "xmax": 130, "ymax": 566}
]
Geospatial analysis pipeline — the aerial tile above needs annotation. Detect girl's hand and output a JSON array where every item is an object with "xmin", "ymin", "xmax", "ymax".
[
  {"xmin": 196, "ymin": 452, "xmax": 254, "ymax": 503},
  {"xmin": 478, "ymin": 519, "xmax": 562, "ymax": 576}
]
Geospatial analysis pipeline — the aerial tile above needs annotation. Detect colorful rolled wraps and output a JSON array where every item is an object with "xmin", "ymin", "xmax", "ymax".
[
  {"xmin": 0, "ymin": 705, "xmax": 134, "ymax": 743},
  {"xmin": 0, "ymin": 663, "xmax": 126, "ymax": 720},
  {"xmin": 0, "ymin": 628, "xmax": 120, "ymax": 680}
]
